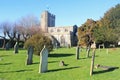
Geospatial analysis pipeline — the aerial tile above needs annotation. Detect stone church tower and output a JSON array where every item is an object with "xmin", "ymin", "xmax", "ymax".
[
  {"xmin": 40, "ymin": 11, "xmax": 55, "ymax": 32},
  {"xmin": 40, "ymin": 11, "xmax": 78, "ymax": 47}
]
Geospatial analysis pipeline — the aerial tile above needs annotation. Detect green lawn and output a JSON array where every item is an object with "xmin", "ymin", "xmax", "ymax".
[{"xmin": 0, "ymin": 47, "xmax": 120, "ymax": 80}]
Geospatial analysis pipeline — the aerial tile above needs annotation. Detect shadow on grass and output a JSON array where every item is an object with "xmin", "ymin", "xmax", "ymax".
[
  {"xmin": 77, "ymin": 55, "xmax": 99, "ymax": 60},
  {"xmin": 0, "ymin": 63, "xmax": 12, "ymax": 65},
  {"xmin": 48, "ymin": 53, "xmax": 74, "ymax": 57},
  {"xmin": 93, "ymin": 67, "xmax": 119, "ymax": 75},
  {"xmin": 33, "ymin": 61, "xmax": 59, "ymax": 65},
  {"xmin": 33, "ymin": 62, "xmax": 39, "ymax": 64},
  {"xmin": 86, "ymin": 55, "xmax": 99, "ymax": 59},
  {"xmin": 0, "ymin": 55, "xmax": 10, "ymax": 57},
  {"xmin": 0, "ymin": 69, "xmax": 33, "ymax": 73},
  {"xmin": 48, "ymin": 61, "xmax": 59, "ymax": 63},
  {"xmin": 48, "ymin": 66, "xmax": 80, "ymax": 72}
]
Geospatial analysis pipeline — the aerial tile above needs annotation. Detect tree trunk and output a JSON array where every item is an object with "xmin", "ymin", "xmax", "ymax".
[{"xmin": 2, "ymin": 37, "xmax": 6, "ymax": 49}]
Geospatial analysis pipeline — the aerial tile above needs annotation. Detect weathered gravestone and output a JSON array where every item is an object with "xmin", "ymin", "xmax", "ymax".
[
  {"xmin": 99, "ymin": 44, "xmax": 105, "ymax": 51},
  {"xmin": 95, "ymin": 64, "xmax": 119, "ymax": 70},
  {"xmin": 59, "ymin": 61, "xmax": 65, "ymax": 66},
  {"xmin": 39, "ymin": 46, "xmax": 48, "ymax": 73},
  {"xmin": 5, "ymin": 42, "xmax": 10, "ymax": 50},
  {"xmin": 86, "ymin": 45, "xmax": 91, "ymax": 58},
  {"xmin": 14, "ymin": 42, "xmax": 19, "ymax": 54},
  {"xmin": 26, "ymin": 46, "xmax": 34, "ymax": 65},
  {"xmin": 76, "ymin": 46, "xmax": 80, "ymax": 60},
  {"xmin": 90, "ymin": 41, "xmax": 96, "ymax": 76}
]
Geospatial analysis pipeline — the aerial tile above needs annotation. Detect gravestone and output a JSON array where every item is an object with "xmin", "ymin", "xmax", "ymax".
[
  {"xmin": 14, "ymin": 42, "xmax": 19, "ymax": 54},
  {"xmin": 86, "ymin": 46, "xmax": 90, "ymax": 58},
  {"xmin": 99, "ymin": 44, "xmax": 105, "ymax": 51},
  {"xmin": 67, "ymin": 44, "xmax": 71, "ymax": 48},
  {"xmin": 26, "ymin": 46, "xmax": 34, "ymax": 65},
  {"xmin": 95, "ymin": 64, "xmax": 119, "ymax": 70},
  {"xmin": 39, "ymin": 46, "xmax": 48, "ymax": 73},
  {"xmin": 106, "ymin": 48, "xmax": 109, "ymax": 54},
  {"xmin": 76, "ymin": 46, "xmax": 80, "ymax": 60},
  {"xmin": 55, "ymin": 43, "xmax": 58, "ymax": 49},
  {"xmin": 5, "ymin": 42, "xmax": 9, "ymax": 50},
  {"xmin": 90, "ymin": 41, "xmax": 96, "ymax": 76},
  {"xmin": 59, "ymin": 61, "xmax": 65, "ymax": 66}
]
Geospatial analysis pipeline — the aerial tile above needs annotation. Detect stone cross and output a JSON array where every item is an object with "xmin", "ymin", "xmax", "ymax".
[
  {"xmin": 39, "ymin": 46, "xmax": 48, "ymax": 73},
  {"xmin": 90, "ymin": 41, "xmax": 96, "ymax": 76},
  {"xmin": 26, "ymin": 46, "xmax": 34, "ymax": 65}
]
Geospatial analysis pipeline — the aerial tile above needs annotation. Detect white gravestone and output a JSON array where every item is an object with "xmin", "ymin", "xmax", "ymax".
[{"xmin": 39, "ymin": 46, "xmax": 48, "ymax": 73}]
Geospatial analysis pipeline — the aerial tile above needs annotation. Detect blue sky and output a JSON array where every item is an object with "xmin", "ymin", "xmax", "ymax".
[{"xmin": 0, "ymin": 0, "xmax": 120, "ymax": 27}]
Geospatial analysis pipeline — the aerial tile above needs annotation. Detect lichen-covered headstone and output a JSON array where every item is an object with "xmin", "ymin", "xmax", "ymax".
[
  {"xmin": 26, "ymin": 46, "xmax": 34, "ymax": 65},
  {"xmin": 39, "ymin": 46, "xmax": 48, "ymax": 73}
]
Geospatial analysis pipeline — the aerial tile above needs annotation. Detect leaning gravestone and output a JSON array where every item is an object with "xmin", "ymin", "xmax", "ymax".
[
  {"xmin": 90, "ymin": 41, "xmax": 96, "ymax": 76},
  {"xmin": 26, "ymin": 46, "xmax": 34, "ymax": 65},
  {"xmin": 39, "ymin": 46, "xmax": 48, "ymax": 73}
]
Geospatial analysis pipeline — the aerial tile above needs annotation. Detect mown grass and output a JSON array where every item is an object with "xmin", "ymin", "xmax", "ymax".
[{"xmin": 0, "ymin": 47, "xmax": 120, "ymax": 80}]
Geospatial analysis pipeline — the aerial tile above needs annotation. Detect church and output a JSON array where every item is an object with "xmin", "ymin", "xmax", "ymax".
[{"xmin": 40, "ymin": 11, "xmax": 78, "ymax": 47}]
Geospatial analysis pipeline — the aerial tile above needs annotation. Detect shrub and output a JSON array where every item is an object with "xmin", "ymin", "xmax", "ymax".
[{"xmin": 24, "ymin": 34, "xmax": 53, "ymax": 55}]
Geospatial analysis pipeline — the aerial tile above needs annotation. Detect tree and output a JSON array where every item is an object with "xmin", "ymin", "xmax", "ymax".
[
  {"xmin": 18, "ymin": 15, "xmax": 40, "ymax": 41},
  {"xmin": 0, "ymin": 23, "xmax": 6, "ymax": 48},
  {"xmin": 1, "ymin": 22, "xmax": 16, "ymax": 50},
  {"xmin": 78, "ymin": 19, "xmax": 97, "ymax": 57},
  {"xmin": 101, "ymin": 4, "xmax": 120, "ymax": 28},
  {"xmin": 78, "ymin": 19, "xmax": 96, "ymax": 46},
  {"xmin": 24, "ymin": 33, "xmax": 53, "ymax": 56},
  {"xmin": 93, "ymin": 4, "xmax": 120, "ymax": 45}
]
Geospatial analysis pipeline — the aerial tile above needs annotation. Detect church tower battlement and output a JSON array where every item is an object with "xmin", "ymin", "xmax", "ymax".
[{"xmin": 40, "ymin": 11, "xmax": 55, "ymax": 32}]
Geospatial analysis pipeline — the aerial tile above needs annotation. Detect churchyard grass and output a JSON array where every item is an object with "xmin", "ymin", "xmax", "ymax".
[{"xmin": 0, "ymin": 47, "xmax": 120, "ymax": 80}]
